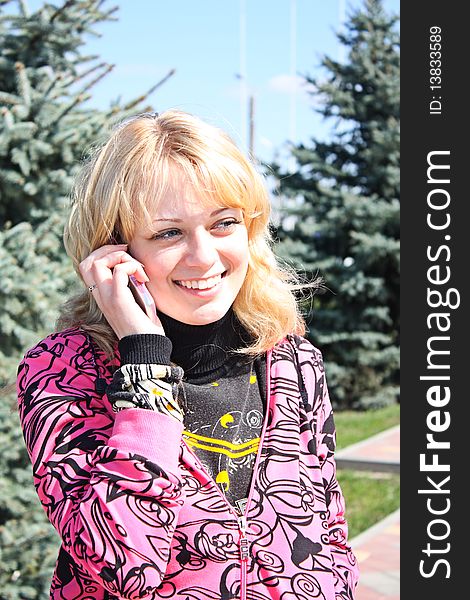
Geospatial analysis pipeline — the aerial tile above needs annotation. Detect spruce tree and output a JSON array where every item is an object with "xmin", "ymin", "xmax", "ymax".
[
  {"xmin": 273, "ymin": 0, "xmax": 399, "ymax": 409},
  {"xmin": 0, "ymin": 1, "xmax": 167, "ymax": 596}
]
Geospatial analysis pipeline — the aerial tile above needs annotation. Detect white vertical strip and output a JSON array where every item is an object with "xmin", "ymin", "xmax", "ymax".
[
  {"xmin": 239, "ymin": 0, "xmax": 248, "ymax": 150},
  {"xmin": 338, "ymin": 0, "xmax": 346, "ymax": 63},
  {"xmin": 288, "ymin": 0, "xmax": 297, "ymax": 172},
  {"xmin": 289, "ymin": 0, "xmax": 297, "ymax": 143}
]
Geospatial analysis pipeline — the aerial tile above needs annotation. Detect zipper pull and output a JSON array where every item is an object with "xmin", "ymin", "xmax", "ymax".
[{"xmin": 238, "ymin": 515, "xmax": 249, "ymax": 561}]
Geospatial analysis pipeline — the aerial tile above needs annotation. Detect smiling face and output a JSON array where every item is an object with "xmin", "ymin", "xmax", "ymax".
[{"xmin": 128, "ymin": 175, "xmax": 250, "ymax": 326}]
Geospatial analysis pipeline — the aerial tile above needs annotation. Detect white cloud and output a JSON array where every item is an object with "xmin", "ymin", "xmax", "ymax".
[
  {"xmin": 258, "ymin": 135, "xmax": 274, "ymax": 149},
  {"xmin": 268, "ymin": 74, "xmax": 314, "ymax": 95}
]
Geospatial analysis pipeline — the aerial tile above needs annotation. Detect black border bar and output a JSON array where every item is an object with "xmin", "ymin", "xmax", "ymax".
[{"xmin": 401, "ymin": 2, "xmax": 467, "ymax": 596}]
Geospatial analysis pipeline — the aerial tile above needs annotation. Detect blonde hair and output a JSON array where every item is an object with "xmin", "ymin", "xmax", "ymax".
[{"xmin": 59, "ymin": 110, "xmax": 317, "ymax": 356}]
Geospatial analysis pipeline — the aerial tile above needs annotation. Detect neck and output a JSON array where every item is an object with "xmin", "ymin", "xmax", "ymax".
[{"xmin": 156, "ymin": 308, "xmax": 251, "ymax": 381}]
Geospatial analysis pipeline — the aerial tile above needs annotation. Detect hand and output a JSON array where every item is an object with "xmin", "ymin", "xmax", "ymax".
[{"xmin": 79, "ymin": 244, "xmax": 165, "ymax": 339}]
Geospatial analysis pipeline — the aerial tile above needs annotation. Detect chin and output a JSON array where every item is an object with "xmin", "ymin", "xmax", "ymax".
[{"xmin": 181, "ymin": 304, "xmax": 232, "ymax": 326}]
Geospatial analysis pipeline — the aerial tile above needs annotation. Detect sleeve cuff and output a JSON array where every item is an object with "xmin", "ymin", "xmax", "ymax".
[
  {"xmin": 109, "ymin": 408, "xmax": 183, "ymax": 473},
  {"xmin": 118, "ymin": 334, "xmax": 173, "ymax": 365}
]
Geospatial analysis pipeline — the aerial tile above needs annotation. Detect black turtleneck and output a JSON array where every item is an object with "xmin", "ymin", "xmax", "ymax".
[
  {"xmin": 157, "ymin": 308, "xmax": 254, "ymax": 383},
  {"xmin": 118, "ymin": 307, "xmax": 267, "ymax": 513},
  {"xmin": 118, "ymin": 307, "xmax": 263, "ymax": 384}
]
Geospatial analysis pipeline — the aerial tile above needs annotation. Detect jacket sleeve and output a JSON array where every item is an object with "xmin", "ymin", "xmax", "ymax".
[
  {"xmin": 296, "ymin": 338, "xmax": 359, "ymax": 600},
  {"xmin": 16, "ymin": 331, "xmax": 185, "ymax": 600}
]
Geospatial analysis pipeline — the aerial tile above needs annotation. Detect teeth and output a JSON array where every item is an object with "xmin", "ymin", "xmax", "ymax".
[{"xmin": 177, "ymin": 274, "xmax": 222, "ymax": 290}]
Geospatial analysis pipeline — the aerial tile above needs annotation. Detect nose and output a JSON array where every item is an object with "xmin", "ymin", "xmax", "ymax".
[{"xmin": 183, "ymin": 228, "xmax": 219, "ymax": 270}]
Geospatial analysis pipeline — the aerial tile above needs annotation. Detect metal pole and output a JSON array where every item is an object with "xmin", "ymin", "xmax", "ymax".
[
  {"xmin": 338, "ymin": 0, "xmax": 346, "ymax": 63},
  {"xmin": 289, "ymin": 0, "xmax": 297, "ymax": 144},
  {"xmin": 239, "ymin": 0, "xmax": 248, "ymax": 150},
  {"xmin": 248, "ymin": 94, "xmax": 255, "ymax": 156},
  {"xmin": 288, "ymin": 0, "xmax": 297, "ymax": 172}
]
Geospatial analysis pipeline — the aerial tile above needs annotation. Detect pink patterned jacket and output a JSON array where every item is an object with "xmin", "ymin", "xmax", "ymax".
[{"xmin": 17, "ymin": 327, "xmax": 359, "ymax": 600}]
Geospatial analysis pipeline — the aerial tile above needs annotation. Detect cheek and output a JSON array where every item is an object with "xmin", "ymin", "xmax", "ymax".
[
  {"xmin": 140, "ymin": 248, "xmax": 179, "ymax": 280},
  {"xmin": 239, "ymin": 250, "xmax": 250, "ymax": 276}
]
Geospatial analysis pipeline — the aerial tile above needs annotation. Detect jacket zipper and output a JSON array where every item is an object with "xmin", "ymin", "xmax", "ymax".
[
  {"xmin": 182, "ymin": 442, "xmax": 249, "ymax": 599},
  {"xmin": 181, "ymin": 349, "xmax": 273, "ymax": 600},
  {"xmin": 235, "ymin": 350, "xmax": 272, "ymax": 600},
  {"xmin": 238, "ymin": 515, "xmax": 249, "ymax": 600}
]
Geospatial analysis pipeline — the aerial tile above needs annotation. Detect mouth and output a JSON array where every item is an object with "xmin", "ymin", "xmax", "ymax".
[{"xmin": 174, "ymin": 271, "xmax": 227, "ymax": 291}]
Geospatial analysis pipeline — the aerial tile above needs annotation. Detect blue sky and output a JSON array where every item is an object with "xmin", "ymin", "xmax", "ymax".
[{"xmin": 29, "ymin": 0, "xmax": 399, "ymax": 165}]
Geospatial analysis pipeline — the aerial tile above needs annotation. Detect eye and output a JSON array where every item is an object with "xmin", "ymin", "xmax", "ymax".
[
  {"xmin": 213, "ymin": 218, "xmax": 242, "ymax": 232},
  {"xmin": 152, "ymin": 228, "xmax": 181, "ymax": 241}
]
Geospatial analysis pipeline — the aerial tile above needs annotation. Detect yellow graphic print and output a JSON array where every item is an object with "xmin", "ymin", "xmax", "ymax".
[
  {"xmin": 216, "ymin": 470, "xmax": 230, "ymax": 491},
  {"xmin": 183, "ymin": 431, "xmax": 260, "ymax": 458},
  {"xmin": 212, "ymin": 376, "xmax": 256, "ymax": 387},
  {"xmin": 220, "ymin": 413, "xmax": 234, "ymax": 428},
  {"xmin": 183, "ymin": 373, "xmax": 260, "ymax": 495}
]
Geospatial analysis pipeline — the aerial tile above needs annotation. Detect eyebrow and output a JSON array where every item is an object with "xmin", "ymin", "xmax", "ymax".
[{"xmin": 153, "ymin": 207, "xmax": 235, "ymax": 223}]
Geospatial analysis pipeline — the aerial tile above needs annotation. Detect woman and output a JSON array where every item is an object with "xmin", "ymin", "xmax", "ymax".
[{"xmin": 17, "ymin": 110, "xmax": 358, "ymax": 599}]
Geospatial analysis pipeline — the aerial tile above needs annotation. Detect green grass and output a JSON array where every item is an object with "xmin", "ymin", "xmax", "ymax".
[
  {"xmin": 333, "ymin": 403, "xmax": 400, "ymax": 538},
  {"xmin": 337, "ymin": 470, "xmax": 400, "ymax": 539},
  {"xmin": 334, "ymin": 403, "xmax": 400, "ymax": 450}
]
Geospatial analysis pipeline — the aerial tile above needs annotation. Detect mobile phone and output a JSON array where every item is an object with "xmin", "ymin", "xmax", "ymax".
[{"xmin": 128, "ymin": 275, "xmax": 160, "ymax": 324}]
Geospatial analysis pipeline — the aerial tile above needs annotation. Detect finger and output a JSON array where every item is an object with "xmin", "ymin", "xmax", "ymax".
[
  {"xmin": 79, "ymin": 244, "xmax": 127, "ymax": 270},
  {"xmin": 81, "ymin": 250, "xmax": 143, "ymax": 285},
  {"xmin": 90, "ymin": 262, "xmax": 149, "ymax": 303},
  {"xmin": 81, "ymin": 249, "xmax": 132, "ymax": 273},
  {"xmin": 110, "ymin": 261, "xmax": 150, "ymax": 289},
  {"xmin": 83, "ymin": 257, "xmax": 163, "ymax": 338}
]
